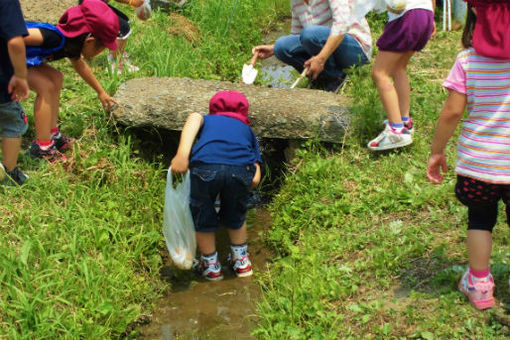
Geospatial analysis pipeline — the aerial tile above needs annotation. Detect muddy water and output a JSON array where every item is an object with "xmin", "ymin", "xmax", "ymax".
[
  {"xmin": 258, "ymin": 20, "xmax": 298, "ymax": 89},
  {"xmin": 138, "ymin": 209, "xmax": 272, "ymax": 340}
]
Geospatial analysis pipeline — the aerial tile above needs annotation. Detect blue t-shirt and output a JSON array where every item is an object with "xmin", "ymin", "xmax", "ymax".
[
  {"xmin": 0, "ymin": 0, "xmax": 28, "ymax": 104},
  {"xmin": 190, "ymin": 115, "xmax": 262, "ymax": 166}
]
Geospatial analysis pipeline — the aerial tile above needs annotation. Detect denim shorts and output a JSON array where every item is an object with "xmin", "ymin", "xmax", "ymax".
[
  {"xmin": 189, "ymin": 163, "xmax": 256, "ymax": 233},
  {"xmin": 0, "ymin": 101, "xmax": 28, "ymax": 138}
]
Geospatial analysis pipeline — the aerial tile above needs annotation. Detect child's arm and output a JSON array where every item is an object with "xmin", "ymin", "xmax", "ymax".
[
  {"xmin": 70, "ymin": 58, "xmax": 118, "ymax": 111},
  {"xmin": 7, "ymin": 36, "xmax": 29, "ymax": 102},
  {"xmin": 251, "ymin": 162, "xmax": 261, "ymax": 189},
  {"xmin": 426, "ymin": 90, "xmax": 466, "ymax": 183},
  {"xmin": 170, "ymin": 112, "xmax": 204, "ymax": 174},
  {"xmin": 113, "ymin": 0, "xmax": 145, "ymax": 7}
]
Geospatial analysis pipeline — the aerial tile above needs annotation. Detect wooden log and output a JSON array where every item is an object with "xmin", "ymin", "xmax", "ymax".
[{"xmin": 112, "ymin": 77, "xmax": 351, "ymax": 143}]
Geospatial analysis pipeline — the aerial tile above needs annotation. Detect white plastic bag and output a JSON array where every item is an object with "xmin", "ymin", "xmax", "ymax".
[
  {"xmin": 136, "ymin": 0, "xmax": 151, "ymax": 20},
  {"xmin": 162, "ymin": 168, "xmax": 196, "ymax": 270}
]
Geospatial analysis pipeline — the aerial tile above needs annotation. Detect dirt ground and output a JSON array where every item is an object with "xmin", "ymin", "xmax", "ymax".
[{"xmin": 19, "ymin": 0, "xmax": 77, "ymax": 23}]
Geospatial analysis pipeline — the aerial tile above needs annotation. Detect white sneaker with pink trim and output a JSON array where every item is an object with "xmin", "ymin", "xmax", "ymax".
[
  {"xmin": 458, "ymin": 270, "xmax": 495, "ymax": 310},
  {"xmin": 368, "ymin": 123, "xmax": 412, "ymax": 151}
]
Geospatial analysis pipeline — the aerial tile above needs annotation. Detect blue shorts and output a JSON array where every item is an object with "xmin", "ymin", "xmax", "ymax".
[
  {"xmin": 0, "ymin": 101, "xmax": 28, "ymax": 138},
  {"xmin": 189, "ymin": 163, "xmax": 256, "ymax": 233}
]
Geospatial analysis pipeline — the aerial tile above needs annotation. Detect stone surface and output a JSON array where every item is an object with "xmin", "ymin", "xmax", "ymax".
[{"xmin": 112, "ymin": 77, "xmax": 351, "ymax": 143}]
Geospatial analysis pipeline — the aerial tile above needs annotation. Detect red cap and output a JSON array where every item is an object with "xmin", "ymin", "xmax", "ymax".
[
  {"xmin": 57, "ymin": 0, "xmax": 119, "ymax": 50},
  {"xmin": 465, "ymin": 0, "xmax": 510, "ymax": 59},
  {"xmin": 209, "ymin": 91, "xmax": 251, "ymax": 125}
]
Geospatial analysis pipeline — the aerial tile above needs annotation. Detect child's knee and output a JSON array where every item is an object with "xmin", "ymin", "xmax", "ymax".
[{"xmin": 52, "ymin": 70, "xmax": 64, "ymax": 89}]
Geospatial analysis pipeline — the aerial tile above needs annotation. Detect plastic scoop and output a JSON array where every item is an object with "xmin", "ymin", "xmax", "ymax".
[
  {"xmin": 290, "ymin": 68, "xmax": 308, "ymax": 89},
  {"xmin": 242, "ymin": 54, "xmax": 259, "ymax": 85}
]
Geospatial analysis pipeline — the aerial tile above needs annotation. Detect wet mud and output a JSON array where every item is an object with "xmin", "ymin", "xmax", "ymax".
[{"xmin": 138, "ymin": 209, "xmax": 272, "ymax": 340}]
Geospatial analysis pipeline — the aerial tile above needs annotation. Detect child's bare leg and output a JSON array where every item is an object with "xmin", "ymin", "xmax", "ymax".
[
  {"xmin": 111, "ymin": 39, "xmax": 126, "ymax": 60},
  {"xmin": 467, "ymin": 230, "xmax": 492, "ymax": 271},
  {"xmin": 371, "ymin": 50, "xmax": 405, "ymax": 124},
  {"xmin": 2, "ymin": 137, "xmax": 21, "ymax": 171},
  {"xmin": 392, "ymin": 51, "xmax": 414, "ymax": 118},
  {"xmin": 28, "ymin": 65, "xmax": 63, "ymax": 141},
  {"xmin": 227, "ymin": 221, "xmax": 247, "ymax": 245},
  {"xmin": 196, "ymin": 231, "xmax": 216, "ymax": 255}
]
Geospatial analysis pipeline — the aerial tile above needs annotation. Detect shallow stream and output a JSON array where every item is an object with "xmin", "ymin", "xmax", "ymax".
[
  {"xmin": 138, "ymin": 209, "xmax": 272, "ymax": 339},
  {"xmin": 137, "ymin": 21, "xmax": 294, "ymax": 340}
]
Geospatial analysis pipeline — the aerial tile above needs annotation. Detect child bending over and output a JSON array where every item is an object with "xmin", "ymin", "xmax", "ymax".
[
  {"xmin": 24, "ymin": 0, "xmax": 120, "ymax": 161},
  {"xmin": 427, "ymin": 1, "xmax": 510, "ymax": 310},
  {"xmin": 171, "ymin": 91, "xmax": 262, "ymax": 281}
]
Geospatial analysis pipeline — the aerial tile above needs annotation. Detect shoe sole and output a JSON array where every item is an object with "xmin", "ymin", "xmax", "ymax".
[
  {"xmin": 458, "ymin": 280, "xmax": 495, "ymax": 310},
  {"xmin": 367, "ymin": 139, "xmax": 413, "ymax": 151},
  {"xmin": 235, "ymin": 269, "xmax": 253, "ymax": 278},
  {"xmin": 204, "ymin": 274, "xmax": 224, "ymax": 281}
]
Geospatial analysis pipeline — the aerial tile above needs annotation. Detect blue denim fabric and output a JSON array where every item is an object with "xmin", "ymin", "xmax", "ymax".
[
  {"xmin": 0, "ymin": 101, "xmax": 27, "ymax": 138},
  {"xmin": 189, "ymin": 163, "xmax": 255, "ymax": 233},
  {"xmin": 273, "ymin": 26, "xmax": 369, "ymax": 79}
]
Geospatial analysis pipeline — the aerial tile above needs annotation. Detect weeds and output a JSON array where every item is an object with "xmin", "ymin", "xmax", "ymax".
[
  {"xmin": 256, "ymin": 12, "xmax": 510, "ymax": 340},
  {"xmin": 0, "ymin": 0, "xmax": 287, "ymax": 338}
]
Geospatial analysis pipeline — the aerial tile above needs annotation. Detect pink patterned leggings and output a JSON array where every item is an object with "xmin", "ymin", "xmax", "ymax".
[{"xmin": 455, "ymin": 175, "xmax": 510, "ymax": 232}]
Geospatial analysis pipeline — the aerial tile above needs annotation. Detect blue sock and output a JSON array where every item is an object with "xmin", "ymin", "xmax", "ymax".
[
  {"xmin": 389, "ymin": 122, "xmax": 404, "ymax": 129},
  {"xmin": 402, "ymin": 116, "xmax": 410, "ymax": 122}
]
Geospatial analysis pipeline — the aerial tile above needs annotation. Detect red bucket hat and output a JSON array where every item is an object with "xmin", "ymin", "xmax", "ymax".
[
  {"xmin": 465, "ymin": 0, "xmax": 510, "ymax": 59},
  {"xmin": 209, "ymin": 91, "xmax": 251, "ymax": 125},
  {"xmin": 57, "ymin": 0, "xmax": 119, "ymax": 50}
]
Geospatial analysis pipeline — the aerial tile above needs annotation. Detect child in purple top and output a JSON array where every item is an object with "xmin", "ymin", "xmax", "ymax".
[
  {"xmin": 171, "ymin": 91, "xmax": 262, "ymax": 281},
  {"xmin": 368, "ymin": 0, "xmax": 435, "ymax": 151}
]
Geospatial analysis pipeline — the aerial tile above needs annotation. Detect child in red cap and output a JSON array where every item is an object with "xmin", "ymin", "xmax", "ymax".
[
  {"xmin": 23, "ymin": 0, "xmax": 120, "ymax": 161},
  {"xmin": 171, "ymin": 91, "xmax": 262, "ymax": 281},
  {"xmin": 78, "ymin": 0, "xmax": 150, "ymax": 74},
  {"xmin": 427, "ymin": 0, "xmax": 510, "ymax": 310}
]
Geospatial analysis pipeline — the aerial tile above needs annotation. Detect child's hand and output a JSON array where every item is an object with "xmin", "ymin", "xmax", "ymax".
[
  {"xmin": 426, "ymin": 153, "xmax": 447, "ymax": 183},
  {"xmin": 251, "ymin": 163, "xmax": 261, "ymax": 189},
  {"xmin": 386, "ymin": 4, "xmax": 405, "ymax": 14},
  {"xmin": 304, "ymin": 55, "xmax": 325, "ymax": 80},
  {"xmin": 171, "ymin": 154, "xmax": 189, "ymax": 174},
  {"xmin": 252, "ymin": 45, "xmax": 274, "ymax": 60},
  {"xmin": 8, "ymin": 75, "xmax": 29, "ymax": 102},
  {"xmin": 98, "ymin": 92, "xmax": 118, "ymax": 111}
]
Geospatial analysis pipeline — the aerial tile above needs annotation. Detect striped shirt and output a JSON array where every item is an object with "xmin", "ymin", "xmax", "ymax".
[
  {"xmin": 290, "ymin": 0, "xmax": 372, "ymax": 59},
  {"xmin": 443, "ymin": 48, "xmax": 510, "ymax": 184}
]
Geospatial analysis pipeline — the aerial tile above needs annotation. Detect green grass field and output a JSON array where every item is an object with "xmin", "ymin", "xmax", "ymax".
[{"xmin": 1, "ymin": 0, "xmax": 510, "ymax": 338}]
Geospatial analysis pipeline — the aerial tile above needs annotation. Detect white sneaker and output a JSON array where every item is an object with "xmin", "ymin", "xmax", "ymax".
[
  {"xmin": 227, "ymin": 253, "xmax": 253, "ymax": 277},
  {"xmin": 368, "ymin": 124, "xmax": 412, "ymax": 151}
]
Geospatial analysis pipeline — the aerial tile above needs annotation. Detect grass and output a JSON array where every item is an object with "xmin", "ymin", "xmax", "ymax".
[
  {"xmin": 255, "ymin": 12, "xmax": 510, "ymax": 340},
  {"xmin": 0, "ymin": 0, "xmax": 288, "ymax": 338},
  {"xmin": 3, "ymin": 1, "xmax": 510, "ymax": 339}
]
